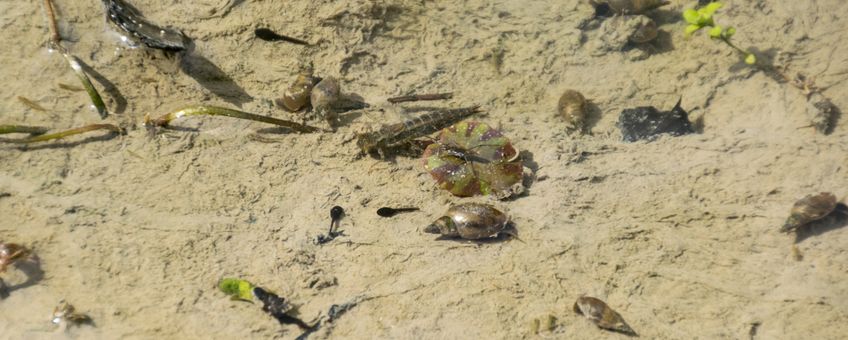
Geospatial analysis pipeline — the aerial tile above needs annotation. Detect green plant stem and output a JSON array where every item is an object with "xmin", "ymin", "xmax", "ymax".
[
  {"xmin": 0, "ymin": 125, "xmax": 50, "ymax": 135},
  {"xmin": 61, "ymin": 51, "xmax": 108, "ymax": 119},
  {"xmin": 147, "ymin": 105, "xmax": 320, "ymax": 133},
  {"xmin": 1, "ymin": 124, "xmax": 124, "ymax": 144},
  {"xmin": 44, "ymin": 0, "xmax": 107, "ymax": 119},
  {"xmin": 719, "ymin": 37, "xmax": 752, "ymax": 60}
]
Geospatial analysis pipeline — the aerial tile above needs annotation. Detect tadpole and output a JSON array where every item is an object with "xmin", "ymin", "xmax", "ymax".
[
  {"xmin": 376, "ymin": 207, "xmax": 419, "ymax": 217},
  {"xmin": 316, "ymin": 206, "xmax": 345, "ymax": 244}
]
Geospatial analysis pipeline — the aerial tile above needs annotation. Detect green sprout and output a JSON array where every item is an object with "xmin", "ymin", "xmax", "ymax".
[
  {"xmin": 219, "ymin": 278, "xmax": 255, "ymax": 302},
  {"xmin": 684, "ymin": 2, "xmax": 756, "ymax": 65}
]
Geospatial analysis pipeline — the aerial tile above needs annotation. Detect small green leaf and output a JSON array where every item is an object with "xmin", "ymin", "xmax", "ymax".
[
  {"xmin": 708, "ymin": 26, "xmax": 723, "ymax": 38},
  {"xmin": 702, "ymin": 2, "xmax": 724, "ymax": 16},
  {"xmin": 685, "ymin": 24, "xmax": 702, "ymax": 36},
  {"xmin": 219, "ymin": 278, "xmax": 255, "ymax": 302},
  {"xmin": 745, "ymin": 54, "xmax": 757, "ymax": 65},
  {"xmin": 723, "ymin": 27, "xmax": 736, "ymax": 38},
  {"xmin": 683, "ymin": 9, "xmax": 701, "ymax": 25}
]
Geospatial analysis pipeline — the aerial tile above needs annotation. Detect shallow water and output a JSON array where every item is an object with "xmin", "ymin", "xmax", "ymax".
[{"xmin": 1, "ymin": 1, "xmax": 847, "ymax": 339}]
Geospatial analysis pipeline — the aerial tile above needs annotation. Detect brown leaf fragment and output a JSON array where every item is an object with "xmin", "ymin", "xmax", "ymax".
[{"xmin": 574, "ymin": 296, "xmax": 637, "ymax": 336}]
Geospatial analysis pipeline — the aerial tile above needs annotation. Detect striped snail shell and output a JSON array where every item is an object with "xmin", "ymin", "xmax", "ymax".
[{"xmin": 424, "ymin": 203, "xmax": 509, "ymax": 240}]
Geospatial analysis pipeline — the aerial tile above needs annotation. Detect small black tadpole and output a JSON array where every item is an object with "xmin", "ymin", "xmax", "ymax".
[
  {"xmin": 330, "ymin": 206, "xmax": 344, "ymax": 233},
  {"xmin": 317, "ymin": 206, "xmax": 345, "ymax": 245},
  {"xmin": 376, "ymin": 207, "xmax": 420, "ymax": 217},
  {"xmin": 254, "ymin": 28, "xmax": 311, "ymax": 46}
]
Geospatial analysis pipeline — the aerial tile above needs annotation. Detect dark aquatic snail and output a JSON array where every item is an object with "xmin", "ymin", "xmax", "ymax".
[
  {"xmin": 557, "ymin": 90, "xmax": 588, "ymax": 133},
  {"xmin": 278, "ymin": 71, "xmax": 320, "ymax": 112},
  {"xmin": 589, "ymin": 0, "xmax": 670, "ymax": 16},
  {"xmin": 781, "ymin": 192, "xmax": 839, "ymax": 233},
  {"xmin": 573, "ymin": 296, "xmax": 637, "ymax": 335},
  {"xmin": 628, "ymin": 17, "xmax": 658, "ymax": 44},
  {"xmin": 424, "ymin": 203, "xmax": 512, "ymax": 240}
]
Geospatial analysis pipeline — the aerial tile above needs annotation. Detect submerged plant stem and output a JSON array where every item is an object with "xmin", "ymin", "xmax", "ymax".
[
  {"xmin": 146, "ymin": 105, "xmax": 320, "ymax": 133},
  {"xmin": 44, "ymin": 0, "xmax": 108, "ymax": 119},
  {"xmin": 1, "ymin": 124, "xmax": 124, "ymax": 144},
  {"xmin": 0, "ymin": 125, "xmax": 50, "ymax": 135}
]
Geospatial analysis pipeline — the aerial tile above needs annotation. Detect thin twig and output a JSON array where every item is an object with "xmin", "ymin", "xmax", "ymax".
[
  {"xmin": 387, "ymin": 92, "xmax": 453, "ymax": 104},
  {"xmin": 44, "ymin": 0, "xmax": 61, "ymax": 45}
]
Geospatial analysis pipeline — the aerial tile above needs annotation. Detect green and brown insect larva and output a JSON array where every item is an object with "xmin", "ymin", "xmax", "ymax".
[
  {"xmin": 557, "ymin": 90, "xmax": 588, "ymax": 133},
  {"xmin": 103, "ymin": 0, "xmax": 189, "ymax": 52},
  {"xmin": 424, "ymin": 203, "xmax": 512, "ymax": 240},
  {"xmin": 356, "ymin": 106, "xmax": 482, "ymax": 157},
  {"xmin": 573, "ymin": 296, "xmax": 637, "ymax": 336},
  {"xmin": 781, "ymin": 192, "xmax": 838, "ymax": 233}
]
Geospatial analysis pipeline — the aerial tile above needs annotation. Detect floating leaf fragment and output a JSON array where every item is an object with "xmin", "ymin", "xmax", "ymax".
[
  {"xmin": 423, "ymin": 121, "xmax": 523, "ymax": 198},
  {"xmin": 219, "ymin": 277, "xmax": 255, "ymax": 302}
]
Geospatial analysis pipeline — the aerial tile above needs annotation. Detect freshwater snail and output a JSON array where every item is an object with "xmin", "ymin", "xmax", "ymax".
[
  {"xmin": 573, "ymin": 296, "xmax": 637, "ymax": 335},
  {"xmin": 781, "ymin": 192, "xmax": 840, "ymax": 233},
  {"xmin": 424, "ymin": 203, "xmax": 512, "ymax": 240},
  {"xmin": 557, "ymin": 89, "xmax": 588, "ymax": 133},
  {"xmin": 278, "ymin": 71, "xmax": 319, "ymax": 112},
  {"xmin": 589, "ymin": 0, "xmax": 670, "ymax": 16},
  {"xmin": 628, "ymin": 17, "xmax": 658, "ymax": 44}
]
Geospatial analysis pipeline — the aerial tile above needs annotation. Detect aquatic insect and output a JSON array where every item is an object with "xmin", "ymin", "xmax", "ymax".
[
  {"xmin": 423, "ymin": 121, "xmax": 523, "ymax": 198},
  {"xmin": 103, "ymin": 0, "xmax": 189, "ymax": 52},
  {"xmin": 781, "ymin": 192, "xmax": 839, "ymax": 233},
  {"xmin": 357, "ymin": 106, "xmax": 482, "ymax": 157},
  {"xmin": 424, "ymin": 203, "xmax": 511, "ymax": 240},
  {"xmin": 0, "ymin": 242, "xmax": 30, "ymax": 273},
  {"xmin": 590, "ymin": 0, "xmax": 670, "ymax": 16},
  {"xmin": 277, "ymin": 71, "xmax": 320, "ymax": 112},
  {"xmin": 377, "ymin": 207, "xmax": 420, "ymax": 217},
  {"xmin": 52, "ymin": 300, "xmax": 92, "ymax": 327},
  {"xmin": 573, "ymin": 296, "xmax": 637, "ymax": 336},
  {"xmin": 617, "ymin": 98, "xmax": 694, "ymax": 142},
  {"xmin": 557, "ymin": 90, "xmax": 588, "ymax": 133},
  {"xmin": 17, "ymin": 96, "xmax": 47, "ymax": 112},
  {"xmin": 628, "ymin": 17, "xmax": 658, "ymax": 43}
]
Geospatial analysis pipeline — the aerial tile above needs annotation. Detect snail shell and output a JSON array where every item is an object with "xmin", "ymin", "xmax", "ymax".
[
  {"xmin": 781, "ymin": 192, "xmax": 838, "ymax": 232},
  {"xmin": 424, "ymin": 203, "xmax": 509, "ymax": 239},
  {"xmin": 311, "ymin": 77, "xmax": 341, "ymax": 111},
  {"xmin": 628, "ymin": 17, "xmax": 658, "ymax": 43},
  {"xmin": 591, "ymin": 0, "xmax": 670, "ymax": 15},
  {"xmin": 573, "ymin": 296, "xmax": 636, "ymax": 335},
  {"xmin": 278, "ymin": 72, "xmax": 319, "ymax": 112},
  {"xmin": 557, "ymin": 90, "xmax": 587, "ymax": 133}
]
